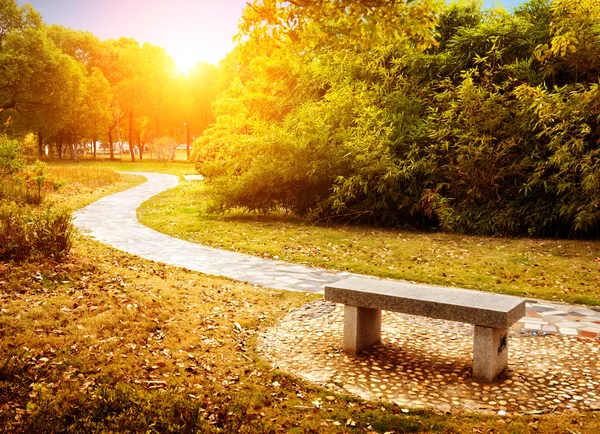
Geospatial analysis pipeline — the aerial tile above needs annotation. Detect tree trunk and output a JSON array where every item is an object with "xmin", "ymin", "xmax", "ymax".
[
  {"xmin": 108, "ymin": 126, "xmax": 115, "ymax": 160},
  {"xmin": 92, "ymin": 137, "xmax": 97, "ymax": 159},
  {"xmin": 37, "ymin": 132, "xmax": 44, "ymax": 159},
  {"xmin": 186, "ymin": 124, "xmax": 191, "ymax": 160},
  {"xmin": 137, "ymin": 131, "xmax": 143, "ymax": 161},
  {"xmin": 128, "ymin": 110, "xmax": 135, "ymax": 162}
]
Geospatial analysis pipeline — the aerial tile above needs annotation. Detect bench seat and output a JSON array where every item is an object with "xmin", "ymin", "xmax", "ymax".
[{"xmin": 324, "ymin": 276, "xmax": 526, "ymax": 382}]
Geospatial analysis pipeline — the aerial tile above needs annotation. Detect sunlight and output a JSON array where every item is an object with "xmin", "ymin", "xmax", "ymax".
[
  {"xmin": 170, "ymin": 49, "xmax": 200, "ymax": 75},
  {"xmin": 163, "ymin": 35, "xmax": 235, "ymax": 74}
]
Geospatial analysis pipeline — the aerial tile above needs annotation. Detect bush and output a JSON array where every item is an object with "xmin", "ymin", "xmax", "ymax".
[
  {"xmin": 194, "ymin": 0, "xmax": 600, "ymax": 237},
  {"xmin": 0, "ymin": 200, "xmax": 73, "ymax": 261},
  {"xmin": 0, "ymin": 135, "xmax": 24, "ymax": 177},
  {"xmin": 150, "ymin": 137, "xmax": 177, "ymax": 163}
]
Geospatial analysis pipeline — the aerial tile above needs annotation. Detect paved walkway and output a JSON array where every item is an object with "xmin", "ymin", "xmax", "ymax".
[{"xmin": 73, "ymin": 172, "xmax": 600, "ymax": 340}]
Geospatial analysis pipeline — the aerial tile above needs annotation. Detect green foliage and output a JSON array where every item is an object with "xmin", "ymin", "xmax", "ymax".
[
  {"xmin": 0, "ymin": 134, "xmax": 72, "ymax": 261},
  {"xmin": 0, "ymin": 133, "xmax": 23, "ymax": 180},
  {"xmin": 196, "ymin": 0, "xmax": 600, "ymax": 237},
  {"xmin": 0, "ymin": 200, "xmax": 73, "ymax": 261}
]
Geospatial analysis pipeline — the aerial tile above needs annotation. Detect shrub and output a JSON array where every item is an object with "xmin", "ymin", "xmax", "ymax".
[
  {"xmin": 0, "ymin": 200, "xmax": 73, "ymax": 261},
  {"xmin": 194, "ymin": 0, "xmax": 600, "ymax": 237},
  {"xmin": 150, "ymin": 137, "xmax": 177, "ymax": 163},
  {"xmin": 0, "ymin": 135, "xmax": 24, "ymax": 180}
]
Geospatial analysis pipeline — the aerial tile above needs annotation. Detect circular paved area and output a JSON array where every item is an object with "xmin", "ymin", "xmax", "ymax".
[{"xmin": 258, "ymin": 300, "xmax": 600, "ymax": 414}]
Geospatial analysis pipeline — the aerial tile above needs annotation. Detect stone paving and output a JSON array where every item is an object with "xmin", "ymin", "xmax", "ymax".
[
  {"xmin": 74, "ymin": 172, "xmax": 351, "ymax": 292},
  {"xmin": 73, "ymin": 172, "xmax": 600, "ymax": 340},
  {"xmin": 258, "ymin": 300, "xmax": 600, "ymax": 415},
  {"xmin": 74, "ymin": 172, "xmax": 600, "ymax": 414}
]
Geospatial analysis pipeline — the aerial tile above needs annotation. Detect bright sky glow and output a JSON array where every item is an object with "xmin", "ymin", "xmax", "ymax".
[{"xmin": 18, "ymin": 0, "xmax": 248, "ymax": 74}]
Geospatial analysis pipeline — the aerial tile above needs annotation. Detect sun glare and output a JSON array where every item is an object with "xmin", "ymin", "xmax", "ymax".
[
  {"xmin": 170, "ymin": 49, "xmax": 199, "ymax": 75},
  {"xmin": 164, "ymin": 37, "xmax": 235, "ymax": 75}
]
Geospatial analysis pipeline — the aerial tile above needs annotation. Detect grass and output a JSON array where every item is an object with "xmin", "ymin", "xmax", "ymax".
[
  {"xmin": 138, "ymin": 181, "xmax": 600, "ymax": 306},
  {"xmin": 44, "ymin": 154, "xmax": 195, "ymax": 209},
  {"xmin": 1, "ymin": 239, "xmax": 599, "ymax": 433},
  {"xmin": 46, "ymin": 165, "xmax": 146, "ymax": 210},
  {"xmin": 47, "ymin": 152, "xmax": 196, "ymax": 178},
  {"xmin": 1, "ymin": 165, "xmax": 599, "ymax": 432}
]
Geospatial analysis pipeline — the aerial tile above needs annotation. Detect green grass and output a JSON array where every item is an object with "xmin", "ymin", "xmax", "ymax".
[
  {"xmin": 45, "ymin": 165, "xmax": 146, "ymax": 210},
  {"xmin": 139, "ymin": 181, "xmax": 600, "ymax": 306},
  {"xmin": 44, "ymin": 155, "xmax": 195, "ymax": 209}
]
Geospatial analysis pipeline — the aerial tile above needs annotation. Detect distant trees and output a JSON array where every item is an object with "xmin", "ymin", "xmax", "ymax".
[
  {"xmin": 0, "ymin": 0, "xmax": 218, "ymax": 161},
  {"xmin": 194, "ymin": 0, "xmax": 600, "ymax": 237}
]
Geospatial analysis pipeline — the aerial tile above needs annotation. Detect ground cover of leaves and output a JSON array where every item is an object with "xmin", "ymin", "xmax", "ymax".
[{"xmin": 1, "ymin": 238, "xmax": 599, "ymax": 433}]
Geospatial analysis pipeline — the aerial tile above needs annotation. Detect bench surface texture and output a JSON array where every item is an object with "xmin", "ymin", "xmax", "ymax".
[{"xmin": 324, "ymin": 276, "xmax": 525, "ymax": 328}]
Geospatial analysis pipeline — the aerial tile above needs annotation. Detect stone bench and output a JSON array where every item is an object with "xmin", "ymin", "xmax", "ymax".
[{"xmin": 324, "ymin": 276, "xmax": 526, "ymax": 382}]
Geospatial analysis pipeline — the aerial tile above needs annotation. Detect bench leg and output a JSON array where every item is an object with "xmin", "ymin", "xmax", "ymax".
[
  {"xmin": 472, "ymin": 326, "xmax": 509, "ymax": 383},
  {"xmin": 343, "ymin": 305, "xmax": 381, "ymax": 354}
]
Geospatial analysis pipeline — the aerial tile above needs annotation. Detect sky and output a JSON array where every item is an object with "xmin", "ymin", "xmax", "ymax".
[
  {"xmin": 18, "ymin": 0, "xmax": 525, "ymax": 74},
  {"xmin": 17, "ymin": 0, "xmax": 248, "ymax": 73}
]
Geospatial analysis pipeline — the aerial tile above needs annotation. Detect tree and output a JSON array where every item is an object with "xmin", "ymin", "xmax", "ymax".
[
  {"xmin": 0, "ymin": 0, "xmax": 41, "ymax": 43},
  {"xmin": 237, "ymin": 0, "xmax": 438, "ymax": 51},
  {"xmin": 109, "ymin": 38, "xmax": 176, "ymax": 161},
  {"xmin": 0, "ymin": 26, "xmax": 84, "ymax": 157}
]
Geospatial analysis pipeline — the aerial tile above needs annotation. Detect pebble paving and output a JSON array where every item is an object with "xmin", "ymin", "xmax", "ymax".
[
  {"xmin": 259, "ymin": 300, "xmax": 600, "ymax": 415},
  {"xmin": 75, "ymin": 172, "xmax": 600, "ymax": 413}
]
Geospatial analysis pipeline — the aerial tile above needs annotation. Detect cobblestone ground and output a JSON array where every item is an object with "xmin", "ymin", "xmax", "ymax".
[{"xmin": 259, "ymin": 300, "xmax": 600, "ymax": 415}]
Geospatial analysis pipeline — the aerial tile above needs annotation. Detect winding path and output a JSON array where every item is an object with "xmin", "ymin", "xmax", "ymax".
[{"xmin": 73, "ymin": 172, "xmax": 600, "ymax": 339}]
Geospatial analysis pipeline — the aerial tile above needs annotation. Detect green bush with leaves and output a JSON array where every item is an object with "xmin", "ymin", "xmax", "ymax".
[
  {"xmin": 195, "ymin": 0, "xmax": 600, "ymax": 237},
  {"xmin": 0, "ymin": 135, "xmax": 73, "ymax": 261},
  {"xmin": 0, "ymin": 200, "xmax": 73, "ymax": 261}
]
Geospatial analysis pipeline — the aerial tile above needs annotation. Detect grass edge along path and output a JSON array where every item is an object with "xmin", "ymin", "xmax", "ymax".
[{"xmin": 138, "ymin": 181, "xmax": 600, "ymax": 307}]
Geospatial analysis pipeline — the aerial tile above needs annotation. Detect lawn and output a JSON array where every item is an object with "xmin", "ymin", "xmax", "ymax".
[
  {"xmin": 48, "ymin": 153, "xmax": 196, "ymax": 179},
  {"xmin": 44, "ymin": 156, "xmax": 195, "ymax": 209},
  {"xmin": 2, "ymin": 164, "xmax": 599, "ymax": 433},
  {"xmin": 138, "ymin": 181, "xmax": 600, "ymax": 306}
]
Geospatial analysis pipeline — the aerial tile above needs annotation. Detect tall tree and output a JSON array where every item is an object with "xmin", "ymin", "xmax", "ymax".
[{"xmin": 0, "ymin": 26, "xmax": 83, "ymax": 157}]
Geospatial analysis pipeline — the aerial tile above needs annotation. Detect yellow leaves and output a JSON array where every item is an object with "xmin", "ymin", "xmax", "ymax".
[
  {"xmin": 536, "ymin": 0, "xmax": 600, "ymax": 63},
  {"xmin": 238, "ymin": 0, "xmax": 440, "ymax": 52}
]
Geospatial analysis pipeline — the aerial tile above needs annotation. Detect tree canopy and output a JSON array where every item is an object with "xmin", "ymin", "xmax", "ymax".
[
  {"xmin": 0, "ymin": 0, "xmax": 219, "ymax": 160},
  {"xmin": 194, "ymin": 0, "xmax": 600, "ymax": 238}
]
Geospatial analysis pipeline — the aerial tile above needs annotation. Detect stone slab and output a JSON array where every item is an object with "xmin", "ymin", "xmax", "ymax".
[{"xmin": 325, "ymin": 276, "xmax": 526, "ymax": 328}]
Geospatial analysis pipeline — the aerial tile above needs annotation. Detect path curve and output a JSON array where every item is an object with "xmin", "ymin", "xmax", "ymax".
[
  {"xmin": 74, "ymin": 172, "xmax": 349, "ymax": 293},
  {"xmin": 73, "ymin": 172, "xmax": 600, "ymax": 339}
]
